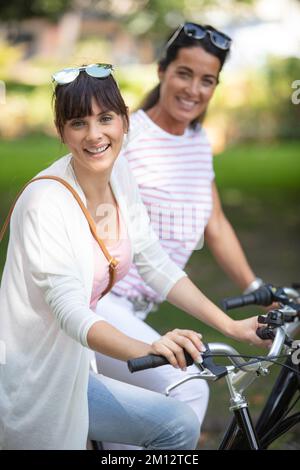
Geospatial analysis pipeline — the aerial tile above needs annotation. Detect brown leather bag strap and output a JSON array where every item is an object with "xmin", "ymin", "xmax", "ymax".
[{"xmin": 0, "ymin": 175, "xmax": 118, "ymax": 298}]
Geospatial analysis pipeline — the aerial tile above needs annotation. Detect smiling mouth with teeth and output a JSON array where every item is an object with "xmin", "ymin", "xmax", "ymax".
[
  {"xmin": 85, "ymin": 144, "xmax": 110, "ymax": 155},
  {"xmin": 177, "ymin": 97, "xmax": 199, "ymax": 108}
]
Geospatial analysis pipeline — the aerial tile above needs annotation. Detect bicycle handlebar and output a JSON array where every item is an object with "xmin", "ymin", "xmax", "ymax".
[
  {"xmin": 221, "ymin": 285, "xmax": 274, "ymax": 311},
  {"xmin": 127, "ymin": 327, "xmax": 287, "ymax": 376},
  {"xmin": 128, "ymin": 344, "xmax": 228, "ymax": 378},
  {"xmin": 222, "ymin": 284, "xmax": 300, "ymax": 313},
  {"xmin": 128, "ymin": 286, "xmax": 299, "ymax": 377}
]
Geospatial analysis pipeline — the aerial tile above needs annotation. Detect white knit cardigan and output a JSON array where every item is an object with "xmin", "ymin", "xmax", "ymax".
[{"xmin": 0, "ymin": 154, "xmax": 186, "ymax": 449}]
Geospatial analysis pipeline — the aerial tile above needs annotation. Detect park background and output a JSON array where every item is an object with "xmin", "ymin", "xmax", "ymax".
[{"xmin": 0, "ymin": 0, "xmax": 299, "ymax": 449}]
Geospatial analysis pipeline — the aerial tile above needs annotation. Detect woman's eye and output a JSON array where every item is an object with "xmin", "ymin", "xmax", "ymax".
[
  {"xmin": 177, "ymin": 71, "xmax": 190, "ymax": 79},
  {"xmin": 71, "ymin": 120, "xmax": 85, "ymax": 128},
  {"xmin": 100, "ymin": 114, "xmax": 113, "ymax": 123},
  {"xmin": 202, "ymin": 79, "xmax": 215, "ymax": 87}
]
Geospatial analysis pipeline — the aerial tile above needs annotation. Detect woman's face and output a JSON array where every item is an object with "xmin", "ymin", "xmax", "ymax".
[
  {"xmin": 158, "ymin": 46, "xmax": 221, "ymax": 129},
  {"xmin": 62, "ymin": 99, "xmax": 126, "ymax": 175}
]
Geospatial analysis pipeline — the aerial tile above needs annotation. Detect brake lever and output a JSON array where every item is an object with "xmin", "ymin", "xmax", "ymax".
[{"xmin": 202, "ymin": 344, "xmax": 228, "ymax": 379}]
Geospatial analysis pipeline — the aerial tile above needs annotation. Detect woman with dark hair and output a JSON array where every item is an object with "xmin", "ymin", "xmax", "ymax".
[
  {"xmin": 0, "ymin": 62, "xmax": 267, "ymax": 450},
  {"xmin": 94, "ymin": 23, "xmax": 266, "ymax": 450},
  {"xmin": 0, "ymin": 65, "xmax": 202, "ymax": 450}
]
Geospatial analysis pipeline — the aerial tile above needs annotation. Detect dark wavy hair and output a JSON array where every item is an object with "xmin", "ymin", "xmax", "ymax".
[
  {"xmin": 53, "ymin": 71, "xmax": 129, "ymax": 139},
  {"xmin": 140, "ymin": 24, "xmax": 231, "ymax": 129}
]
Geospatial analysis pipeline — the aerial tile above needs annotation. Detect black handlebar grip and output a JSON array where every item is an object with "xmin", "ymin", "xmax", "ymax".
[
  {"xmin": 253, "ymin": 285, "xmax": 274, "ymax": 306},
  {"xmin": 256, "ymin": 327, "xmax": 275, "ymax": 341},
  {"xmin": 127, "ymin": 354, "xmax": 168, "ymax": 372},
  {"xmin": 127, "ymin": 350, "xmax": 194, "ymax": 373},
  {"xmin": 221, "ymin": 285, "xmax": 274, "ymax": 311},
  {"xmin": 221, "ymin": 293, "xmax": 256, "ymax": 311}
]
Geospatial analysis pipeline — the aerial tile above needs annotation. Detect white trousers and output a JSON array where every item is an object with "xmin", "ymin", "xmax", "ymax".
[{"xmin": 95, "ymin": 292, "xmax": 209, "ymax": 450}]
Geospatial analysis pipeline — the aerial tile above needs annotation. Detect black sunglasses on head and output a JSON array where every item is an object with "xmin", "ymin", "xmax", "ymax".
[{"xmin": 165, "ymin": 22, "xmax": 232, "ymax": 51}]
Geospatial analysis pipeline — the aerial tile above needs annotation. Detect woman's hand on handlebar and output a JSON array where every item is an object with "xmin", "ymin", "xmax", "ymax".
[
  {"xmin": 231, "ymin": 316, "xmax": 273, "ymax": 348},
  {"xmin": 149, "ymin": 329, "xmax": 205, "ymax": 370}
]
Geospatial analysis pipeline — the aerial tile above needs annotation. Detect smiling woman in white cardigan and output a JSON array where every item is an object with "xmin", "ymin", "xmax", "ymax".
[{"xmin": 0, "ymin": 65, "xmax": 268, "ymax": 450}]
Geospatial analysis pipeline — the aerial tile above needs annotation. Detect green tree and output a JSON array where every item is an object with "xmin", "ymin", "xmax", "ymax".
[
  {"xmin": 117, "ymin": 0, "xmax": 257, "ymax": 39},
  {"xmin": 0, "ymin": 0, "xmax": 73, "ymax": 21},
  {"xmin": 0, "ymin": 0, "xmax": 257, "ymax": 28}
]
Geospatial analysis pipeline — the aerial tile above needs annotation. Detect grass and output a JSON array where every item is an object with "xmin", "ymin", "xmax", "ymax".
[
  {"xmin": 1, "ymin": 135, "xmax": 299, "ymax": 191},
  {"xmin": 0, "ymin": 134, "xmax": 66, "ymax": 192},
  {"xmin": 213, "ymin": 140, "xmax": 300, "ymax": 191},
  {"xmin": 0, "ymin": 134, "xmax": 67, "ymax": 273}
]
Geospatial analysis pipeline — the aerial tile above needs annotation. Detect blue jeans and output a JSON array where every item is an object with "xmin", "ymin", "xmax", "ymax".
[{"xmin": 88, "ymin": 372, "xmax": 200, "ymax": 450}]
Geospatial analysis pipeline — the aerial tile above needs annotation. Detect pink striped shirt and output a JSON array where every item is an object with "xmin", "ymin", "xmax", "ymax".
[{"xmin": 112, "ymin": 110, "xmax": 214, "ymax": 302}]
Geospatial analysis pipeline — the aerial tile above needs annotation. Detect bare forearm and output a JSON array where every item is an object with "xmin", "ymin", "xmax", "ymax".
[
  {"xmin": 87, "ymin": 320, "xmax": 152, "ymax": 361},
  {"xmin": 167, "ymin": 277, "xmax": 269, "ymax": 348},
  {"xmin": 86, "ymin": 319, "xmax": 208, "ymax": 368},
  {"xmin": 167, "ymin": 277, "xmax": 237, "ymax": 338},
  {"xmin": 206, "ymin": 216, "xmax": 255, "ymax": 290}
]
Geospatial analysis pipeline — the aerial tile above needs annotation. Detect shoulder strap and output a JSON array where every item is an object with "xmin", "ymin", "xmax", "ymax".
[{"xmin": 0, "ymin": 175, "xmax": 118, "ymax": 298}]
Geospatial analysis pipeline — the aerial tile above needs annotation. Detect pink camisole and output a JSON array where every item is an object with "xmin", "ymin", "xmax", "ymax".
[{"xmin": 89, "ymin": 208, "xmax": 132, "ymax": 311}]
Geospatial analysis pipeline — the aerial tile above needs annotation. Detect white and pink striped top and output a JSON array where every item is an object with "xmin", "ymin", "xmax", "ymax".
[{"xmin": 112, "ymin": 109, "xmax": 215, "ymax": 302}]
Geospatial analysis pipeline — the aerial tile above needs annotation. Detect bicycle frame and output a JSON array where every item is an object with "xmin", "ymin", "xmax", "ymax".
[
  {"xmin": 217, "ymin": 291, "xmax": 300, "ymax": 450},
  {"xmin": 219, "ymin": 407, "xmax": 260, "ymax": 450},
  {"xmin": 258, "ymin": 356, "xmax": 300, "ymax": 448},
  {"xmin": 219, "ymin": 353, "xmax": 300, "ymax": 450}
]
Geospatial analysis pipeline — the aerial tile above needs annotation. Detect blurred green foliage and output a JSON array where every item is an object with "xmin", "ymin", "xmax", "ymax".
[
  {"xmin": 0, "ymin": 0, "xmax": 255, "ymax": 30},
  {"xmin": 207, "ymin": 57, "xmax": 300, "ymax": 143},
  {"xmin": 265, "ymin": 57, "xmax": 300, "ymax": 139},
  {"xmin": 1, "ymin": 32, "xmax": 299, "ymax": 143},
  {"xmin": 0, "ymin": 0, "xmax": 72, "ymax": 21}
]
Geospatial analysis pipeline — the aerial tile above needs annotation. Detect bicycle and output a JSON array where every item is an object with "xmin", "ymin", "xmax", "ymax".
[{"xmin": 127, "ymin": 284, "xmax": 300, "ymax": 450}]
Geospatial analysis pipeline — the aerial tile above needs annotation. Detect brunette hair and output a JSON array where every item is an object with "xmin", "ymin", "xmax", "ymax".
[
  {"xmin": 53, "ymin": 71, "xmax": 129, "ymax": 139},
  {"xmin": 141, "ymin": 24, "xmax": 231, "ymax": 129}
]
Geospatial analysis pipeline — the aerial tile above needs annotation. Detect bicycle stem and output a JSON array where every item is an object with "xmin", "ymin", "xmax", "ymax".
[{"xmin": 223, "ymin": 328, "xmax": 287, "ymax": 408}]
